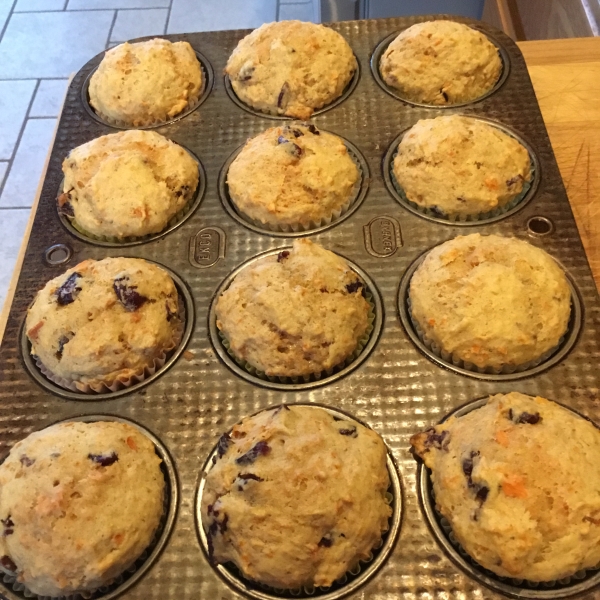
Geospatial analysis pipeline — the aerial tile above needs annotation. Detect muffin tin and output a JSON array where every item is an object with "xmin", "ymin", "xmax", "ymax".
[{"xmin": 1, "ymin": 14, "xmax": 600, "ymax": 600}]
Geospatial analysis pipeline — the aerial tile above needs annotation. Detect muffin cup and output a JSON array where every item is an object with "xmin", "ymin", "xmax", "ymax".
[
  {"xmin": 0, "ymin": 415, "xmax": 178, "ymax": 600},
  {"xmin": 417, "ymin": 397, "xmax": 600, "ymax": 598},
  {"xmin": 218, "ymin": 289, "xmax": 376, "ymax": 385},
  {"xmin": 384, "ymin": 118, "xmax": 539, "ymax": 226},
  {"xmin": 220, "ymin": 130, "xmax": 369, "ymax": 237},
  {"xmin": 196, "ymin": 403, "xmax": 402, "ymax": 600},
  {"xmin": 83, "ymin": 49, "xmax": 213, "ymax": 130},
  {"xmin": 34, "ymin": 317, "xmax": 184, "ymax": 394}
]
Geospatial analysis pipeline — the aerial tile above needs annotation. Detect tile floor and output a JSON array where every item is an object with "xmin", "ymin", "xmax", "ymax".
[{"xmin": 0, "ymin": 0, "xmax": 318, "ymax": 313}]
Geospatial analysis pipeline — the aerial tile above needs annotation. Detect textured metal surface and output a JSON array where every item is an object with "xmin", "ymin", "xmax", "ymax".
[{"xmin": 1, "ymin": 14, "xmax": 600, "ymax": 600}]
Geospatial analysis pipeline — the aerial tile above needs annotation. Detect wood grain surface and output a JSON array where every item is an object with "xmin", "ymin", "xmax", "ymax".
[{"xmin": 518, "ymin": 37, "xmax": 600, "ymax": 287}]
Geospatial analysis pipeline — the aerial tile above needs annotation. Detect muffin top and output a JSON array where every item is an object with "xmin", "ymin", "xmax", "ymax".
[
  {"xmin": 393, "ymin": 116, "xmax": 532, "ymax": 218},
  {"xmin": 216, "ymin": 239, "xmax": 370, "ymax": 377},
  {"xmin": 227, "ymin": 123, "xmax": 359, "ymax": 228},
  {"xmin": 0, "ymin": 421, "xmax": 164, "ymax": 597},
  {"xmin": 409, "ymin": 234, "xmax": 571, "ymax": 370},
  {"xmin": 59, "ymin": 130, "xmax": 199, "ymax": 239},
  {"xmin": 380, "ymin": 20, "xmax": 502, "ymax": 105},
  {"xmin": 25, "ymin": 257, "xmax": 180, "ymax": 388},
  {"xmin": 411, "ymin": 392, "xmax": 600, "ymax": 581},
  {"xmin": 89, "ymin": 38, "xmax": 202, "ymax": 126},
  {"xmin": 225, "ymin": 21, "xmax": 357, "ymax": 119},
  {"xmin": 202, "ymin": 405, "xmax": 391, "ymax": 589}
]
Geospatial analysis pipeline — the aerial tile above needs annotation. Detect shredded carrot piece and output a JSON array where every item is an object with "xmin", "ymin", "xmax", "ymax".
[{"xmin": 502, "ymin": 474, "xmax": 527, "ymax": 498}]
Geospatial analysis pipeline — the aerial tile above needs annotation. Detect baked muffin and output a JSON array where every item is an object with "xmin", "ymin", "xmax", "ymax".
[
  {"xmin": 393, "ymin": 116, "xmax": 532, "ymax": 218},
  {"xmin": 411, "ymin": 392, "xmax": 600, "ymax": 581},
  {"xmin": 225, "ymin": 21, "xmax": 357, "ymax": 119},
  {"xmin": 215, "ymin": 239, "xmax": 371, "ymax": 378},
  {"xmin": 25, "ymin": 257, "xmax": 180, "ymax": 391},
  {"xmin": 227, "ymin": 123, "xmax": 359, "ymax": 230},
  {"xmin": 202, "ymin": 405, "xmax": 391, "ymax": 589},
  {"xmin": 380, "ymin": 20, "xmax": 502, "ymax": 105},
  {"xmin": 409, "ymin": 234, "xmax": 571, "ymax": 370},
  {"xmin": 58, "ymin": 130, "xmax": 199, "ymax": 239},
  {"xmin": 89, "ymin": 38, "xmax": 202, "ymax": 126},
  {"xmin": 0, "ymin": 421, "xmax": 164, "ymax": 596}
]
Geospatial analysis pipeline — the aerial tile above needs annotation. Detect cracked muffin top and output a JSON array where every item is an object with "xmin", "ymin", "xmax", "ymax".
[
  {"xmin": 409, "ymin": 234, "xmax": 571, "ymax": 370},
  {"xmin": 380, "ymin": 20, "xmax": 502, "ymax": 105},
  {"xmin": 201, "ymin": 405, "xmax": 391, "ymax": 589},
  {"xmin": 0, "ymin": 421, "xmax": 164, "ymax": 597},
  {"xmin": 411, "ymin": 392, "xmax": 600, "ymax": 581},
  {"xmin": 59, "ymin": 130, "xmax": 199, "ymax": 239},
  {"xmin": 225, "ymin": 21, "xmax": 357, "ymax": 119},
  {"xmin": 227, "ymin": 123, "xmax": 359, "ymax": 229},
  {"xmin": 393, "ymin": 115, "xmax": 532, "ymax": 218},
  {"xmin": 25, "ymin": 257, "xmax": 180, "ymax": 388},
  {"xmin": 215, "ymin": 239, "xmax": 370, "ymax": 377},
  {"xmin": 89, "ymin": 38, "xmax": 202, "ymax": 126}
]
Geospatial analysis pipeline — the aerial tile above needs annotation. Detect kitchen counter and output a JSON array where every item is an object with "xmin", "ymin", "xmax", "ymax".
[{"xmin": 1, "ymin": 35, "xmax": 599, "ymax": 337}]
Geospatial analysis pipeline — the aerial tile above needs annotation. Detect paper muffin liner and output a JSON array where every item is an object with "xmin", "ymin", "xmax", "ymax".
[
  {"xmin": 228, "ymin": 133, "xmax": 365, "ymax": 234},
  {"xmin": 31, "ymin": 296, "xmax": 185, "ymax": 394},
  {"xmin": 429, "ymin": 484, "xmax": 600, "ymax": 590},
  {"xmin": 0, "ymin": 444, "xmax": 171, "ymax": 600},
  {"xmin": 407, "ymin": 297, "xmax": 566, "ymax": 376},
  {"xmin": 389, "ymin": 146, "xmax": 535, "ymax": 223},
  {"xmin": 220, "ymin": 488, "xmax": 394, "ymax": 597},
  {"xmin": 62, "ymin": 186, "xmax": 199, "ymax": 245},
  {"xmin": 217, "ymin": 290, "xmax": 376, "ymax": 385}
]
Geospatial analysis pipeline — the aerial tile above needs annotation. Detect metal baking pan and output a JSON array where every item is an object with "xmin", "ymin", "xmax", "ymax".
[{"xmin": 1, "ymin": 15, "xmax": 600, "ymax": 600}]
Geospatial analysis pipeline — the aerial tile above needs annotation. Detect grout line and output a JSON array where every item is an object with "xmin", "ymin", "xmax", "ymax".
[
  {"xmin": 0, "ymin": 77, "xmax": 67, "ymax": 81},
  {"xmin": 0, "ymin": 79, "xmax": 41, "ymax": 206},
  {"xmin": 164, "ymin": 0, "xmax": 172, "ymax": 35},
  {"xmin": 105, "ymin": 9, "xmax": 118, "ymax": 49},
  {"xmin": 14, "ymin": 7, "xmax": 167, "ymax": 13},
  {"xmin": 63, "ymin": 0, "xmax": 68, "ymax": 8},
  {"xmin": 27, "ymin": 116, "xmax": 59, "ymax": 120},
  {"xmin": 0, "ymin": 0, "xmax": 18, "ymax": 46},
  {"xmin": 276, "ymin": 0, "xmax": 280, "ymax": 21},
  {"xmin": 0, "ymin": 206, "xmax": 32, "ymax": 210}
]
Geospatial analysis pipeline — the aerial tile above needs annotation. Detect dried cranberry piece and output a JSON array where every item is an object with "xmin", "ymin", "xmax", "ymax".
[
  {"xmin": 517, "ymin": 412, "xmax": 541, "ymax": 425},
  {"xmin": 88, "ymin": 452, "xmax": 118, "ymax": 467},
  {"xmin": 175, "ymin": 185, "xmax": 190, "ymax": 198},
  {"xmin": 238, "ymin": 64, "xmax": 254, "ymax": 81},
  {"xmin": 19, "ymin": 455, "xmax": 35, "ymax": 467},
  {"xmin": 475, "ymin": 485, "xmax": 489, "ymax": 505},
  {"xmin": 318, "ymin": 535, "xmax": 333, "ymax": 548},
  {"xmin": 287, "ymin": 127, "xmax": 303, "ymax": 138},
  {"xmin": 506, "ymin": 175, "xmax": 523, "ymax": 187},
  {"xmin": 237, "ymin": 473, "xmax": 264, "ymax": 482},
  {"xmin": 424, "ymin": 428, "xmax": 450, "ymax": 451},
  {"xmin": 207, "ymin": 521, "xmax": 218, "ymax": 563},
  {"xmin": 1, "ymin": 516, "xmax": 14, "ymax": 536},
  {"xmin": 440, "ymin": 89, "xmax": 449, "ymax": 102},
  {"xmin": 0, "ymin": 556, "xmax": 16, "ymax": 572},
  {"xmin": 332, "ymin": 416, "xmax": 343, "ymax": 422},
  {"xmin": 56, "ymin": 272, "xmax": 82, "ymax": 306},
  {"xmin": 338, "ymin": 425, "xmax": 358, "ymax": 438},
  {"xmin": 55, "ymin": 332, "xmax": 74, "ymax": 360},
  {"xmin": 307, "ymin": 124, "xmax": 320, "ymax": 135},
  {"xmin": 277, "ymin": 251, "xmax": 290, "ymax": 263},
  {"xmin": 113, "ymin": 276, "xmax": 148, "ymax": 312},
  {"xmin": 277, "ymin": 82, "xmax": 289, "ymax": 108},
  {"xmin": 216, "ymin": 432, "xmax": 231, "ymax": 458},
  {"xmin": 218, "ymin": 514, "xmax": 229, "ymax": 534},
  {"xmin": 345, "ymin": 281, "xmax": 363, "ymax": 294},
  {"xmin": 462, "ymin": 450, "xmax": 480, "ymax": 480},
  {"xmin": 236, "ymin": 441, "xmax": 270, "ymax": 465}
]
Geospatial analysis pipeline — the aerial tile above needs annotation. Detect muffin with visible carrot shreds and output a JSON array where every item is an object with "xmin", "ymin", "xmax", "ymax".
[{"xmin": 411, "ymin": 392, "xmax": 600, "ymax": 582}]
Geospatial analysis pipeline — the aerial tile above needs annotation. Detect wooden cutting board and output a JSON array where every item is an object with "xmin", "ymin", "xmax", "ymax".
[{"xmin": 518, "ymin": 37, "xmax": 600, "ymax": 286}]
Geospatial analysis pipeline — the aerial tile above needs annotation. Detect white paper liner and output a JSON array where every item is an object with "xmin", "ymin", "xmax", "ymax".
[
  {"xmin": 407, "ymin": 297, "xmax": 567, "ymax": 376},
  {"xmin": 218, "ymin": 290, "xmax": 376, "ymax": 384},
  {"xmin": 389, "ymin": 146, "xmax": 535, "ymax": 223},
  {"xmin": 32, "ymin": 298, "xmax": 185, "ymax": 394},
  {"xmin": 430, "ymin": 486, "xmax": 599, "ymax": 589},
  {"xmin": 229, "ymin": 135, "xmax": 364, "ymax": 234},
  {"xmin": 0, "ymin": 452, "xmax": 170, "ymax": 600}
]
